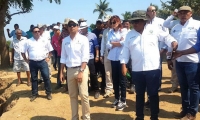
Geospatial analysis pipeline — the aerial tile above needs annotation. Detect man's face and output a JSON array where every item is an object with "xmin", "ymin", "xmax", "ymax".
[
  {"xmin": 14, "ymin": 25, "xmax": 19, "ymax": 30},
  {"xmin": 131, "ymin": 19, "xmax": 145, "ymax": 32},
  {"xmin": 146, "ymin": 6, "xmax": 156, "ymax": 19},
  {"xmin": 178, "ymin": 10, "xmax": 192, "ymax": 23},
  {"xmin": 32, "ymin": 28, "xmax": 40, "ymax": 38},
  {"xmin": 16, "ymin": 31, "xmax": 22, "ymax": 39},
  {"xmin": 68, "ymin": 21, "xmax": 79, "ymax": 33},
  {"xmin": 123, "ymin": 22, "xmax": 130, "ymax": 30},
  {"xmin": 53, "ymin": 29, "xmax": 60, "ymax": 35},
  {"xmin": 96, "ymin": 21, "xmax": 102, "ymax": 29},
  {"xmin": 80, "ymin": 27, "xmax": 88, "ymax": 35},
  {"xmin": 39, "ymin": 27, "xmax": 45, "ymax": 35}
]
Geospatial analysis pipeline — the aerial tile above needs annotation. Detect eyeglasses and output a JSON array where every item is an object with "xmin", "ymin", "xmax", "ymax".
[
  {"xmin": 131, "ymin": 20, "xmax": 141, "ymax": 24},
  {"xmin": 33, "ymin": 31, "xmax": 40, "ymax": 33},
  {"xmin": 110, "ymin": 21, "xmax": 116, "ymax": 25},
  {"xmin": 150, "ymin": 9, "xmax": 156, "ymax": 12},
  {"xmin": 68, "ymin": 24, "xmax": 77, "ymax": 27}
]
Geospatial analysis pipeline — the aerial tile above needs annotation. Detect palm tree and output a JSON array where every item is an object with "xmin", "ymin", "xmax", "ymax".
[
  {"xmin": 93, "ymin": 0, "xmax": 113, "ymax": 19},
  {"xmin": 121, "ymin": 11, "xmax": 132, "ymax": 20}
]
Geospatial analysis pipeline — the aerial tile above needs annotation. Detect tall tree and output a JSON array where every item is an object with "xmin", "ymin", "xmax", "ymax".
[
  {"xmin": 121, "ymin": 11, "xmax": 132, "ymax": 20},
  {"xmin": 93, "ymin": 0, "xmax": 113, "ymax": 19},
  {"xmin": 0, "ymin": 0, "xmax": 61, "ymax": 68}
]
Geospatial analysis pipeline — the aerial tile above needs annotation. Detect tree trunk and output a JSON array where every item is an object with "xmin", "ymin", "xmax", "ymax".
[{"xmin": 0, "ymin": 1, "xmax": 10, "ymax": 68}]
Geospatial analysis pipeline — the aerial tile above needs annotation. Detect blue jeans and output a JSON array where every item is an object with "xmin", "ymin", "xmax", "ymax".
[
  {"xmin": 111, "ymin": 61, "xmax": 126, "ymax": 102},
  {"xmin": 132, "ymin": 69, "xmax": 160, "ymax": 120},
  {"xmin": 29, "ymin": 60, "xmax": 52, "ymax": 96},
  {"xmin": 57, "ymin": 57, "xmax": 61, "ymax": 86},
  {"xmin": 175, "ymin": 61, "xmax": 199, "ymax": 116}
]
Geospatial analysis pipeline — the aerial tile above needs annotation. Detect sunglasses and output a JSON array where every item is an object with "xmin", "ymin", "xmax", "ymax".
[
  {"xmin": 110, "ymin": 21, "xmax": 116, "ymax": 25},
  {"xmin": 131, "ymin": 20, "xmax": 141, "ymax": 24},
  {"xmin": 150, "ymin": 9, "xmax": 156, "ymax": 12},
  {"xmin": 33, "ymin": 31, "xmax": 40, "ymax": 33},
  {"xmin": 68, "ymin": 24, "xmax": 77, "ymax": 27}
]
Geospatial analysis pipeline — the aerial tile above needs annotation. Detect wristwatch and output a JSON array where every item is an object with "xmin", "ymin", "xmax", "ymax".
[{"xmin": 79, "ymin": 68, "xmax": 85, "ymax": 72}]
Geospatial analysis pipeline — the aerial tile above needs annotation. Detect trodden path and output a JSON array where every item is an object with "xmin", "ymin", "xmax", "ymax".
[{"xmin": 0, "ymin": 63, "xmax": 200, "ymax": 120}]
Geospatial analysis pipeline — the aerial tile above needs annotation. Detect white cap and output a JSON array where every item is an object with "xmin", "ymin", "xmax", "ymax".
[
  {"xmin": 103, "ymin": 15, "xmax": 112, "ymax": 22},
  {"xmin": 37, "ymin": 24, "xmax": 45, "ymax": 28},
  {"xmin": 96, "ymin": 19, "xmax": 103, "ymax": 22},
  {"xmin": 79, "ymin": 22, "xmax": 88, "ymax": 30},
  {"xmin": 53, "ymin": 25, "xmax": 60, "ymax": 30},
  {"xmin": 68, "ymin": 19, "xmax": 79, "ymax": 25}
]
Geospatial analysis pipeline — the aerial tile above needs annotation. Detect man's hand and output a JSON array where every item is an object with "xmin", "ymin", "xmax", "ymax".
[
  {"xmin": 167, "ymin": 60, "xmax": 173, "ymax": 70},
  {"xmin": 122, "ymin": 64, "xmax": 127, "ymax": 76},
  {"xmin": 7, "ymin": 29, "xmax": 10, "ymax": 32},
  {"xmin": 76, "ymin": 72, "xmax": 83, "ymax": 82},
  {"xmin": 60, "ymin": 73, "xmax": 65, "ymax": 83},
  {"xmin": 45, "ymin": 57, "xmax": 50, "ymax": 62},
  {"xmin": 100, "ymin": 56, "xmax": 104, "ymax": 63},
  {"xmin": 95, "ymin": 57, "xmax": 99, "ymax": 63},
  {"xmin": 173, "ymin": 51, "xmax": 183, "ymax": 60},
  {"xmin": 171, "ymin": 41, "xmax": 178, "ymax": 51}
]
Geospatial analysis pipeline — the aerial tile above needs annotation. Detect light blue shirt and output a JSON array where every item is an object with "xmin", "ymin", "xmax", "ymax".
[{"xmin": 11, "ymin": 30, "xmax": 27, "ymax": 40}]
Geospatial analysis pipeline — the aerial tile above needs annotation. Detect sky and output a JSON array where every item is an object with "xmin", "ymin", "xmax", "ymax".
[{"xmin": 5, "ymin": 0, "xmax": 168, "ymax": 40}]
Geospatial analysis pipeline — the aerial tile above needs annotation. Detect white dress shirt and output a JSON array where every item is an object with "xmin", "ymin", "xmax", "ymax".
[
  {"xmin": 107, "ymin": 28, "xmax": 128, "ymax": 61},
  {"xmin": 171, "ymin": 18, "xmax": 200, "ymax": 63},
  {"xmin": 120, "ymin": 24, "xmax": 176, "ymax": 71},
  {"xmin": 10, "ymin": 36, "xmax": 28, "ymax": 60},
  {"xmin": 60, "ymin": 33, "xmax": 89, "ymax": 67},
  {"xmin": 101, "ymin": 28, "xmax": 111, "ymax": 56},
  {"xmin": 21, "ymin": 37, "xmax": 53, "ymax": 61},
  {"xmin": 163, "ymin": 15, "xmax": 180, "ymax": 29}
]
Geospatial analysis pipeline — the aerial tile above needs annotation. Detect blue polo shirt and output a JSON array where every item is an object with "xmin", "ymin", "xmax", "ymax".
[
  {"xmin": 86, "ymin": 32, "xmax": 99, "ymax": 59},
  {"xmin": 193, "ymin": 28, "xmax": 200, "ymax": 52}
]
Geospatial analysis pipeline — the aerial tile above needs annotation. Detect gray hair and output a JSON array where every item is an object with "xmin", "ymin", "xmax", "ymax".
[{"xmin": 15, "ymin": 29, "xmax": 22, "ymax": 34}]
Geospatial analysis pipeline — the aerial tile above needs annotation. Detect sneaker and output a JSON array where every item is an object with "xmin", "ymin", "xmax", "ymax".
[
  {"xmin": 30, "ymin": 95, "xmax": 37, "ymax": 102},
  {"xmin": 38, "ymin": 80, "xmax": 43, "ymax": 84},
  {"xmin": 103, "ymin": 91, "xmax": 112, "ymax": 98},
  {"xmin": 180, "ymin": 113, "xmax": 196, "ymax": 120},
  {"xmin": 47, "ymin": 94, "xmax": 52, "ymax": 100},
  {"xmin": 94, "ymin": 91, "xmax": 100, "ymax": 99},
  {"xmin": 111, "ymin": 99, "xmax": 119, "ymax": 108},
  {"xmin": 129, "ymin": 84, "xmax": 135, "ymax": 94},
  {"xmin": 175, "ymin": 111, "xmax": 187, "ymax": 119},
  {"xmin": 116, "ymin": 101, "xmax": 126, "ymax": 111},
  {"xmin": 168, "ymin": 87, "xmax": 178, "ymax": 93}
]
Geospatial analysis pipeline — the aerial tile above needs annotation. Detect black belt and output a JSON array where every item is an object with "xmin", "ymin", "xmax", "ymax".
[
  {"xmin": 29, "ymin": 59, "xmax": 45, "ymax": 62},
  {"xmin": 69, "ymin": 66, "xmax": 81, "ymax": 68}
]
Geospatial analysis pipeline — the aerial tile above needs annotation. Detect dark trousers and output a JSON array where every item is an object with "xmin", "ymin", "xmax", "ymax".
[
  {"xmin": 132, "ymin": 69, "xmax": 160, "ymax": 120},
  {"xmin": 57, "ymin": 56, "xmax": 61, "ymax": 86},
  {"xmin": 53, "ymin": 50, "xmax": 57, "ymax": 68},
  {"xmin": 95, "ymin": 60, "xmax": 106, "ymax": 90},
  {"xmin": 29, "ymin": 60, "xmax": 52, "ymax": 96},
  {"xmin": 176, "ymin": 61, "xmax": 199, "ymax": 116},
  {"xmin": 126, "ymin": 59, "xmax": 133, "ymax": 85},
  {"xmin": 111, "ymin": 61, "xmax": 126, "ymax": 102},
  {"xmin": 88, "ymin": 59, "xmax": 99, "ymax": 91}
]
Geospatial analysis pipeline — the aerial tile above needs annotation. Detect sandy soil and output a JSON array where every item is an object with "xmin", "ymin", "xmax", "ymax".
[{"xmin": 0, "ymin": 63, "xmax": 199, "ymax": 120}]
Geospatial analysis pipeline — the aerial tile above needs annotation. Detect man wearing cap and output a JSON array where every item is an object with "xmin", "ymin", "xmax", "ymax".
[
  {"xmin": 60, "ymin": 19, "xmax": 90, "ymax": 120},
  {"xmin": 79, "ymin": 21, "xmax": 101, "ymax": 99},
  {"xmin": 51, "ymin": 26, "xmax": 62, "ymax": 89},
  {"xmin": 59, "ymin": 18, "xmax": 70, "ymax": 44},
  {"xmin": 120, "ymin": 10, "xmax": 178, "ymax": 120},
  {"xmin": 92, "ymin": 19, "xmax": 106, "ymax": 92},
  {"xmin": 100, "ymin": 15, "xmax": 113, "ymax": 98},
  {"xmin": 166, "ymin": 6, "xmax": 200, "ymax": 120},
  {"xmin": 21, "ymin": 26, "xmax": 53, "ymax": 101}
]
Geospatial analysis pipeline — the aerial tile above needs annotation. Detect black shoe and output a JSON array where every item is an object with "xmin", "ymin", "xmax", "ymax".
[
  {"xmin": 94, "ymin": 91, "xmax": 100, "ymax": 99},
  {"xmin": 111, "ymin": 99, "xmax": 119, "ymax": 108},
  {"xmin": 135, "ymin": 117, "xmax": 144, "ymax": 120},
  {"xmin": 175, "ymin": 111, "xmax": 187, "ymax": 118},
  {"xmin": 55, "ymin": 85, "xmax": 62, "ymax": 90},
  {"xmin": 129, "ymin": 84, "xmax": 135, "ymax": 94},
  {"xmin": 30, "ymin": 95, "xmax": 37, "ymax": 102},
  {"xmin": 38, "ymin": 80, "xmax": 43, "ymax": 84},
  {"xmin": 47, "ymin": 94, "xmax": 52, "ymax": 100}
]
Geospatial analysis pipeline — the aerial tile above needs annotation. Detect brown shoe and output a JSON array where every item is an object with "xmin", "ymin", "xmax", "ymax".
[
  {"xmin": 180, "ymin": 113, "xmax": 196, "ymax": 120},
  {"xmin": 168, "ymin": 87, "xmax": 178, "ymax": 93}
]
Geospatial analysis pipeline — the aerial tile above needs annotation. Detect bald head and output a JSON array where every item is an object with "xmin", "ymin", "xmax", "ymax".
[
  {"xmin": 146, "ymin": 6, "xmax": 157, "ymax": 20},
  {"xmin": 15, "ymin": 29, "xmax": 22, "ymax": 40}
]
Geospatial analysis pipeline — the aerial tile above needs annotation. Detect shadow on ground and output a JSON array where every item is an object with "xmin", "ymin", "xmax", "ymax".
[
  {"xmin": 91, "ymin": 113, "xmax": 133, "ymax": 120},
  {"xmin": 31, "ymin": 116, "xmax": 66, "ymax": 120}
]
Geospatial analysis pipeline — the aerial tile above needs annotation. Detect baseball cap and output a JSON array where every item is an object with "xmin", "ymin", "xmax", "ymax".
[
  {"xmin": 63, "ymin": 18, "xmax": 70, "ymax": 25},
  {"xmin": 96, "ymin": 19, "xmax": 103, "ymax": 23},
  {"xmin": 53, "ymin": 25, "xmax": 60, "ymax": 30},
  {"xmin": 68, "ymin": 19, "xmax": 79, "ymax": 25},
  {"xmin": 79, "ymin": 22, "xmax": 88, "ymax": 30},
  {"xmin": 178, "ymin": 6, "xmax": 192, "ymax": 12},
  {"xmin": 103, "ymin": 15, "xmax": 112, "ymax": 22},
  {"xmin": 78, "ymin": 18, "xmax": 87, "ymax": 22},
  {"xmin": 37, "ymin": 24, "xmax": 46, "ymax": 28},
  {"xmin": 128, "ymin": 10, "xmax": 148, "ymax": 21}
]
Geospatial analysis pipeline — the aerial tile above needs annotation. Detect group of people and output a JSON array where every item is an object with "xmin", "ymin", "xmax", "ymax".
[{"xmin": 7, "ymin": 5, "xmax": 200, "ymax": 120}]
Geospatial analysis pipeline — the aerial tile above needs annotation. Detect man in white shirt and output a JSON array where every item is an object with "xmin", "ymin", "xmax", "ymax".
[
  {"xmin": 120, "ymin": 10, "xmax": 178, "ymax": 120},
  {"xmin": 163, "ymin": 9, "xmax": 180, "ymax": 29},
  {"xmin": 7, "ymin": 24, "xmax": 27, "ymax": 40},
  {"xmin": 100, "ymin": 15, "xmax": 113, "ymax": 98},
  {"xmin": 60, "ymin": 19, "xmax": 90, "ymax": 120},
  {"xmin": 167, "ymin": 6, "xmax": 200, "ymax": 120},
  {"xmin": 122, "ymin": 20, "xmax": 131, "ymax": 32},
  {"xmin": 10, "ymin": 29, "xmax": 31, "ymax": 86},
  {"xmin": 21, "ymin": 26, "xmax": 53, "ymax": 102}
]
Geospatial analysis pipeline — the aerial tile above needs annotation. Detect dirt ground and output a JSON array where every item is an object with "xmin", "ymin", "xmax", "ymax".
[{"xmin": 0, "ymin": 63, "xmax": 199, "ymax": 120}]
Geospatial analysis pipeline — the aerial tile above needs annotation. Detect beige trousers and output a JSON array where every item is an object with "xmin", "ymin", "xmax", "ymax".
[
  {"xmin": 171, "ymin": 60, "xmax": 179, "ymax": 88},
  {"xmin": 67, "ymin": 66, "xmax": 90, "ymax": 120},
  {"xmin": 104, "ymin": 55, "xmax": 113, "ymax": 93}
]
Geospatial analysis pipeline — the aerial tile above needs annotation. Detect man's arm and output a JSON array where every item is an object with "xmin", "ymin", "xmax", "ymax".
[{"xmin": 7, "ymin": 29, "xmax": 12, "ymax": 38}]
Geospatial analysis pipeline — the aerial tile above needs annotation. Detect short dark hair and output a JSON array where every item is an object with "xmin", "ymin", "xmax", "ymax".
[
  {"xmin": 31, "ymin": 26, "xmax": 39, "ymax": 32},
  {"xmin": 122, "ymin": 20, "xmax": 129, "ymax": 23},
  {"xmin": 14, "ymin": 24, "xmax": 19, "ymax": 27}
]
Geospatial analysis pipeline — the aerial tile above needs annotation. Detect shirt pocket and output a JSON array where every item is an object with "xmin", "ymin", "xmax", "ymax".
[{"xmin": 182, "ymin": 30, "xmax": 197, "ymax": 43}]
